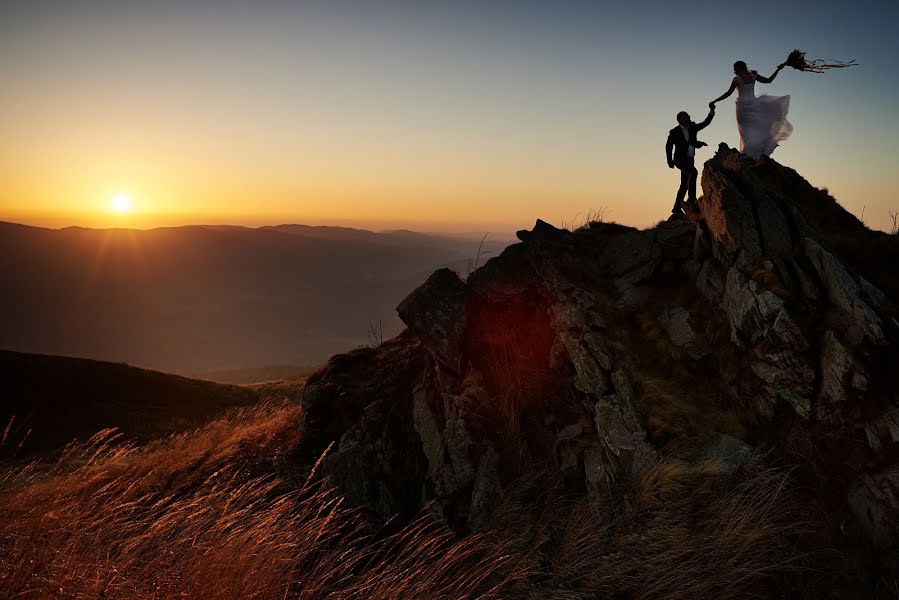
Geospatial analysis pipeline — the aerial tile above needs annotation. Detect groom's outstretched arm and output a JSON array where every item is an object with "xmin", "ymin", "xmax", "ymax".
[
  {"xmin": 695, "ymin": 108, "xmax": 715, "ymax": 131},
  {"xmin": 665, "ymin": 133, "xmax": 674, "ymax": 167}
]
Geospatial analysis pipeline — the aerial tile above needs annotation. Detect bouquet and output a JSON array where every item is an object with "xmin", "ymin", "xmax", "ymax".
[{"xmin": 783, "ymin": 49, "xmax": 857, "ymax": 73}]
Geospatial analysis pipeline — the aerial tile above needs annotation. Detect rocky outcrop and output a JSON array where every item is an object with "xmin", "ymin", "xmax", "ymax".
[
  {"xmin": 299, "ymin": 144, "xmax": 899, "ymax": 553},
  {"xmin": 396, "ymin": 269, "xmax": 468, "ymax": 373}
]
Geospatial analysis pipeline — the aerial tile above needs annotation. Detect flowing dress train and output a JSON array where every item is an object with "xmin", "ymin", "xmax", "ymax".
[{"xmin": 734, "ymin": 75, "xmax": 792, "ymax": 157}]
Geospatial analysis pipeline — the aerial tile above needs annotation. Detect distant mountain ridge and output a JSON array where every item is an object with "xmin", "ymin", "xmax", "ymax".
[{"xmin": 0, "ymin": 220, "xmax": 510, "ymax": 373}]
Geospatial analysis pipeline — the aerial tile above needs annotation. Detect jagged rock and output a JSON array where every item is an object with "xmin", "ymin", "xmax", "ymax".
[
  {"xmin": 548, "ymin": 291, "xmax": 605, "ymax": 335},
  {"xmin": 396, "ymin": 268, "xmax": 469, "ymax": 373},
  {"xmin": 444, "ymin": 397, "xmax": 477, "ymax": 490},
  {"xmin": 818, "ymin": 330, "xmax": 868, "ymax": 422},
  {"xmin": 859, "ymin": 276, "xmax": 888, "ymax": 308},
  {"xmin": 413, "ymin": 383, "xmax": 453, "ymax": 496},
  {"xmin": 700, "ymin": 158, "xmax": 764, "ymax": 268},
  {"xmin": 865, "ymin": 424, "xmax": 882, "ymax": 452},
  {"xmin": 885, "ymin": 402, "xmax": 899, "ymax": 443},
  {"xmin": 592, "ymin": 369, "xmax": 656, "ymax": 478},
  {"xmin": 297, "ymin": 146, "xmax": 898, "ymax": 556},
  {"xmin": 699, "ymin": 144, "xmax": 796, "ymax": 267},
  {"xmin": 724, "ymin": 268, "xmax": 781, "ymax": 343},
  {"xmin": 749, "ymin": 347, "xmax": 815, "ymax": 417},
  {"xmin": 554, "ymin": 423, "xmax": 585, "ymax": 476},
  {"xmin": 584, "ymin": 447, "xmax": 613, "ymax": 505},
  {"xmin": 781, "ymin": 390, "xmax": 812, "ymax": 419},
  {"xmin": 802, "ymin": 238, "xmax": 885, "ymax": 345},
  {"xmin": 516, "ymin": 218, "xmax": 574, "ymax": 248},
  {"xmin": 849, "ymin": 468, "xmax": 899, "ymax": 549},
  {"xmin": 658, "ymin": 306, "xmax": 708, "ymax": 359},
  {"xmin": 722, "ymin": 267, "xmax": 809, "ymax": 365},
  {"xmin": 468, "ymin": 446, "xmax": 500, "ymax": 530},
  {"xmin": 695, "ymin": 258, "xmax": 726, "ymax": 301},
  {"xmin": 300, "ymin": 332, "xmax": 425, "ymax": 447},
  {"xmin": 321, "ymin": 404, "xmax": 423, "ymax": 519},
  {"xmin": 596, "ymin": 230, "xmax": 657, "ymax": 281},
  {"xmin": 465, "ymin": 243, "xmax": 539, "ymax": 301},
  {"xmin": 612, "ymin": 277, "xmax": 649, "ymax": 310},
  {"xmin": 694, "ymin": 434, "xmax": 752, "ymax": 474},
  {"xmin": 558, "ymin": 331, "xmax": 611, "ymax": 395},
  {"xmin": 412, "ymin": 368, "xmax": 491, "ymax": 502},
  {"xmin": 771, "ymin": 307, "xmax": 808, "ymax": 350}
]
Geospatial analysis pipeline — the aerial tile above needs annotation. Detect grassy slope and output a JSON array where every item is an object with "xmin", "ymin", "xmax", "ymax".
[
  {"xmin": 0, "ymin": 400, "xmax": 523, "ymax": 599},
  {"xmin": 0, "ymin": 395, "xmax": 808, "ymax": 599}
]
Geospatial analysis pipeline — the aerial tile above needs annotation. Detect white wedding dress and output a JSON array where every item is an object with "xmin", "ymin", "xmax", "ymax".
[{"xmin": 734, "ymin": 75, "xmax": 792, "ymax": 157}]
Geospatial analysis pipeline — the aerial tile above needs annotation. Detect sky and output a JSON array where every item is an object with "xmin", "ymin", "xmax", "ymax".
[{"xmin": 1, "ymin": 0, "xmax": 897, "ymax": 234}]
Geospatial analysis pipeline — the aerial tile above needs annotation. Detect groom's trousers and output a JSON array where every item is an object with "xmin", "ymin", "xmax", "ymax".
[{"xmin": 673, "ymin": 157, "xmax": 698, "ymax": 211}]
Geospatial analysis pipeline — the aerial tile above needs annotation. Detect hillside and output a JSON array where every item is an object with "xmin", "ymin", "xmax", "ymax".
[
  {"xmin": 3, "ymin": 146, "xmax": 898, "ymax": 597},
  {"xmin": 0, "ymin": 350, "xmax": 300, "ymax": 455},
  {"xmin": 298, "ymin": 144, "xmax": 899, "ymax": 596},
  {"xmin": 0, "ymin": 222, "xmax": 508, "ymax": 374}
]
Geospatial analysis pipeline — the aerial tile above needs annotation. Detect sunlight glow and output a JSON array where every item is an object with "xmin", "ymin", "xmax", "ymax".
[{"xmin": 111, "ymin": 194, "xmax": 132, "ymax": 213}]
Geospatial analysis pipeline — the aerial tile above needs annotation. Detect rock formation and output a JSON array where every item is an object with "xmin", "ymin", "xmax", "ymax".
[{"xmin": 299, "ymin": 144, "xmax": 899, "ymax": 553}]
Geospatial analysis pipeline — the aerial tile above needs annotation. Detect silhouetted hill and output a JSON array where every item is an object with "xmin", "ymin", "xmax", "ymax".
[
  {"xmin": 0, "ymin": 222, "xmax": 508, "ymax": 373},
  {"xmin": 262, "ymin": 223, "xmax": 510, "ymax": 250},
  {"xmin": 0, "ymin": 350, "xmax": 302, "ymax": 455}
]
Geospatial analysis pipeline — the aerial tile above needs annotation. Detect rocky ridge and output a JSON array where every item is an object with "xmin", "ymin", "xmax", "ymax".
[{"xmin": 299, "ymin": 144, "xmax": 899, "ymax": 553}]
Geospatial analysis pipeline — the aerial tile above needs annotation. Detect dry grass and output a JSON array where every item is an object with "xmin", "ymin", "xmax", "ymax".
[
  {"xmin": 0, "ymin": 397, "xmax": 816, "ymax": 599},
  {"xmin": 636, "ymin": 376, "xmax": 746, "ymax": 451},
  {"xmin": 488, "ymin": 457, "xmax": 806, "ymax": 599},
  {"xmin": 561, "ymin": 207, "xmax": 609, "ymax": 232},
  {"xmin": 0, "ymin": 400, "xmax": 527, "ymax": 599}
]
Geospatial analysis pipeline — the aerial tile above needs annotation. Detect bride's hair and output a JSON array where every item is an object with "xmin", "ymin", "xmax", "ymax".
[{"xmin": 733, "ymin": 60, "xmax": 748, "ymax": 72}]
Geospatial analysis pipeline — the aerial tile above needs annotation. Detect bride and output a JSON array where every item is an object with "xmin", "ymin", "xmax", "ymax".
[{"xmin": 710, "ymin": 60, "xmax": 793, "ymax": 158}]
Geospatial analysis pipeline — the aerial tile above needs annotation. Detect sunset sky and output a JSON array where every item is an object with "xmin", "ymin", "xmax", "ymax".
[{"xmin": 2, "ymin": 0, "xmax": 897, "ymax": 234}]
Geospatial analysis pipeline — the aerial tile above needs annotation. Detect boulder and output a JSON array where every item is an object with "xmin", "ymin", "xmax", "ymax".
[{"xmin": 396, "ymin": 268, "xmax": 469, "ymax": 373}]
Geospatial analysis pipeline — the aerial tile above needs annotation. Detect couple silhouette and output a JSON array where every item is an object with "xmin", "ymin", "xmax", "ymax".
[{"xmin": 666, "ymin": 60, "xmax": 792, "ymax": 215}]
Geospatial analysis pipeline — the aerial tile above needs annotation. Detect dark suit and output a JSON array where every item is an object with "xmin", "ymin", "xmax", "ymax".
[{"xmin": 665, "ymin": 109, "xmax": 714, "ymax": 212}]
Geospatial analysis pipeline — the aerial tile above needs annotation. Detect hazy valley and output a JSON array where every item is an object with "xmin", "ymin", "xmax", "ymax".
[{"xmin": 0, "ymin": 221, "xmax": 510, "ymax": 375}]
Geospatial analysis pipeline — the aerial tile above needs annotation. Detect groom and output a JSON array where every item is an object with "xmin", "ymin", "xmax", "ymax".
[{"xmin": 665, "ymin": 106, "xmax": 715, "ymax": 214}]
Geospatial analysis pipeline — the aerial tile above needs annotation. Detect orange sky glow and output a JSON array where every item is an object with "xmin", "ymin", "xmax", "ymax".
[{"xmin": 2, "ymin": 2, "xmax": 897, "ymax": 235}]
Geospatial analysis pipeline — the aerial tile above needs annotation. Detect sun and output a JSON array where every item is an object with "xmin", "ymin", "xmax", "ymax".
[{"xmin": 110, "ymin": 194, "xmax": 132, "ymax": 213}]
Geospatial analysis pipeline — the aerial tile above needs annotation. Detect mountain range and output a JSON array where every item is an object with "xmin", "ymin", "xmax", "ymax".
[{"xmin": 0, "ymin": 221, "xmax": 510, "ymax": 374}]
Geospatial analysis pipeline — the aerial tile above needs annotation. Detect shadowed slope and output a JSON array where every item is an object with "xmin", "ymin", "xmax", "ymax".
[{"xmin": 0, "ymin": 350, "xmax": 284, "ymax": 455}]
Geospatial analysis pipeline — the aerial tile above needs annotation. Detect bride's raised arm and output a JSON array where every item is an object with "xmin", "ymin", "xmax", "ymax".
[
  {"xmin": 753, "ymin": 64, "xmax": 785, "ymax": 84},
  {"xmin": 710, "ymin": 79, "xmax": 738, "ymax": 106}
]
